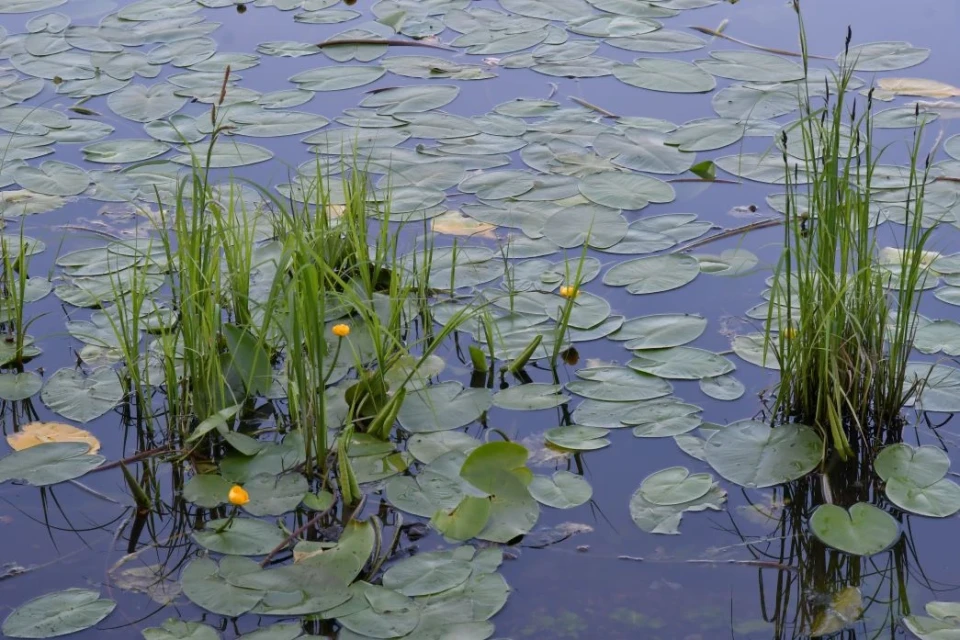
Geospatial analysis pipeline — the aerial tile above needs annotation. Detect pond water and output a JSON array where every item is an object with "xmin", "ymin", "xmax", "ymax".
[{"xmin": 2, "ymin": 0, "xmax": 960, "ymax": 638}]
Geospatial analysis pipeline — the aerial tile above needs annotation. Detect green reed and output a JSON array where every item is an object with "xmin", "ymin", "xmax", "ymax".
[{"xmin": 766, "ymin": 7, "xmax": 936, "ymax": 459}]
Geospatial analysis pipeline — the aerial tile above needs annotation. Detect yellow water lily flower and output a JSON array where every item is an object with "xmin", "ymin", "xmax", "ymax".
[
  {"xmin": 783, "ymin": 326, "xmax": 798, "ymax": 339},
  {"xmin": 332, "ymin": 324, "xmax": 351, "ymax": 338},
  {"xmin": 228, "ymin": 485, "xmax": 249, "ymax": 506},
  {"xmin": 559, "ymin": 285, "xmax": 580, "ymax": 299}
]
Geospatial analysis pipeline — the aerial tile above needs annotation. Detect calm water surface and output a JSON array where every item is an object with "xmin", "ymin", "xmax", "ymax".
[{"xmin": 1, "ymin": 0, "xmax": 960, "ymax": 638}]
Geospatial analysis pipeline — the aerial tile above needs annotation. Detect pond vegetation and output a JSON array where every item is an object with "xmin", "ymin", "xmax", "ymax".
[{"xmin": 2, "ymin": 0, "xmax": 960, "ymax": 638}]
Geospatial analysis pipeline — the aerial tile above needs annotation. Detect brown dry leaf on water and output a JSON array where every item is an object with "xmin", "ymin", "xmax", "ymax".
[
  {"xmin": 431, "ymin": 210, "xmax": 497, "ymax": 239},
  {"xmin": 6, "ymin": 422, "xmax": 101, "ymax": 453},
  {"xmin": 877, "ymin": 77, "xmax": 960, "ymax": 98}
]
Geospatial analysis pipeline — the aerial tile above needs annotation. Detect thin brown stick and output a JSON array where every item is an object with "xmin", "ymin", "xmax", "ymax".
[
  {"xmin": 259, "ymin": 493, "xmax": 341, "ymax": 567},
  {"xmin": 92, "ymin": 447, "xmax": 174, "ymax": 473},
  {"xmin": 569, "ymin": 96, "xmax": 618, "ymax": 118},
  {"xmin": 674, "ymin": 217, "xmax": 784, "ymax": 253},
  {"xmin": 668, "ymin": 178, "xmax": 740, "ymax": 184},
  {"xmin": 690, "ymin": 26, "xmax": 830, "ymax": 60},
  {"xmin": 315, "ymin": 38, "xmax": 451, "ymax": 51}
]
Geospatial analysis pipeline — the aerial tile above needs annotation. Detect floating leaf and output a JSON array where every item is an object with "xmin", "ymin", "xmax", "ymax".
[
  {"xmin": 638, "ymin": 466, "xmax": 713, "ymax": 506},
  {"xmin": 528, "ymin": 471, "xmax": 592, "ymax": 509},
  {"xmin": 192, "ymin": 518, "xmax": 287, "ymax": 556},
  {"xmin": 544, "ymin": 426, "xmax": 611, "ymax": 451},
  {"xmin": 6, "ymin": 421, "xmax": 99, "ymax": 452},
  {"xmin": 703, "ymin": 420, "xmax": 822, "ymax": 488},
  {"xmin": 699, "ymin": 374, "xmax": 745, "ymax": 401},
  {"xmin": 839, "ymin": 41, "xmax": 930, "ymax": 72},
  {"xmin": 566, "ymin": 366, "xmax": 672, "ymax": 402},
  {"xmin": 398, "ymin": 382, "xmax": 492, "ymax": 433},
  {"xmin": 629, "ymin": 347, "xmax": 734, "ymax": 380},
  {"xmin": 41, "ymin": 367, "xmax": 123, "ymax": 423},
  {"xmin": 142, "ymin": 619, "xmax": 221, "ymax": 640},
  {"xmin": 492, "ymin": 383, "xmax": 568, "ymax": 410},
  {"xmin": 0, "ymin": 442, "xmax": 104, "ymax": 486},
  {"xmin": 809, "ymin": 503, "xmax": 900, "ymax": 555},
  {"xmin": 630, "ymin": 483, "xmax": 726, "ymax": 534},
  {"xmin": 0, "ymin": 372, "xmax": 43, "ymax": 402},
  {"xmin": 2, "ymin": 589, "xmax": 115, "ymax": 639},
  {"xmin": 382, "ymin": 551, "xmax": 472, "ymax": 597},
  {"xmin": 603, "ymin": 254, "xmax": 700, "ymax": 294},
  {"xmin": 696, "ymin": 50, "xmax": 804, "ymax": 82},
  {"xmin": 108, "ymin": 83, "xmax": 186, "ymax": 123},
  {"xmin": 611, "ymin": 314, "xmax": 707, "ymax": 349},
  {"xmin": 614, "ymin": 58, "xmax": 717, "ymax": 93}
]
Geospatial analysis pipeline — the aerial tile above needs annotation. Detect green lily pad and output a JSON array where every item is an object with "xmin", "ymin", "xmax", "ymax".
[
  {"xmin": 142, "ymin": 619, "xmax": 221, "ymax": 640},
  {"xmin": 603, "ymin": 254, "xmax": 701, "ymax": 294},
  {"xmin": 183, "ymin": 474, "xmax": 233, "ymax": 509},
  {"xmin": 2, "ymin": 589, "xmax": 115, "ymax": 639},
  {"xmin": 703, "ymin": 420, "xmax": 822, "ymax": 488},
  {"xmin": 904, "ymin": 601, "xmax": 960, "ymax": 639},
  {"xmin": 528, "ymin": 471, "xmax": 592, "ymax": 509},
  {"xmin": 382, "ymin": 551, "xmax": 472, "ymax": 597},
  {"xmin": 192, "ymin": 518, "xmax": 288, "ymax": 556},
  {"xmin": 0, "ymin": 371, "xmax": 43, "ymax": 401},
  {"xmin": 839, "ymin": 41, "xmax": 930, "ymax": 71},
  {"xmin": 809, "ymin": 503, "xmax": 900, "ymax": 555},
  {"xmin": 0, "ymin": 442, "xmax": 104, "ymax": 486},
  {"xmin": 611, "ymin": 314, "xmax": 707, "ymax": 349},
  {"xmin": 630, "ymin": 483, "xmax": 726, "ymax": 534},
  {"xmin": 629, "ymin": 347, "xmax": 735, "ymax": 380},
  {"xmin": 544, "ymin": 426, "xmax": 611, "ymax": 451},
  {"xmin": 566, "ymin": 366, "xmax": 672, "ymax": 402},
  {"xmin": 243, "ymin": 473, "xmax": 308, "ymax": 516},
  {"xmin": 492, "ymin": 383, "xmax": 568, "ymax": 410},
  {"xmin": 398, "ymin": 382, "xmax": 492, "ymax": 433},
  {"xmin": 699, "ymin": 374, "xmax": 746, "ymax": 401},
  {"xmin": 41, "ymin": 366, "xmax": 124, "ymax": 422},
  {"xmin": 614, "ymin": 58, "xmax": 717, "ymax": 93},
  {"xmin": 638, "ymin": 466, "xmax": 713, "ymax": 506}
]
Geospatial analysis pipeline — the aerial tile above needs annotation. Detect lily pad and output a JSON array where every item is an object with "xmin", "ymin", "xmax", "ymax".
[
  {"xmin": 528, "ymin": 471, "xmax": 592, "ymax": 509},
  {"xmin": 192, "ymin": 518, "xmax": 288, "ymax": 556},
  {"xmin": 638, "ymin": 466, "xmax": 713, "ymax": 506},
  {"xmin": 703, "ymin": 420, "xmax": 822, "ymax": 488},
  {"xmin": 0, "ymin": 442, "xmax": 104, "ymax": 486},
  {"xmin": 809, "ymin": 503, "xmax": 900, "ymax": 555},
  {"xmin": 41, "ymin": 366, "xmax": 124, "ymax": 423},
  {"xmin": 2, "ymin": 589, "xmax": 115, "ymax": 639}
]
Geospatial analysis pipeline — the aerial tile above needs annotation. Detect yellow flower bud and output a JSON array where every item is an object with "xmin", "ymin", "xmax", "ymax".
[
  {"xmin": 559, "ymin": 285, "xmax": 579, "ymax": 299},
  {"xmin": 783, "ymin": 326, "xmax": 797, "ymax": 339},
  {"xmin": 332, "ymin": 324, "xmax": 351, "ymax": 338},
  {"xmin": 228, "ymin": 485, "xmax": 249, "ymax": 506}
]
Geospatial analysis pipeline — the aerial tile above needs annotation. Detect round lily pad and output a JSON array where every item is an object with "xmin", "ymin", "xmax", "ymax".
[{"xmin": 809, "ymin": 503, "xmax": 900, "ymax": 555}]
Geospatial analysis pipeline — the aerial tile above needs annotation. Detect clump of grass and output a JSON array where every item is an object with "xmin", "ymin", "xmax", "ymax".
[
  {"xmin": 765, "ymin": 11, "xmax": 936, "ymax": 459},
  {"xmin": 100, "ymin": 71, "xmax": 479, "ymax": 501}
]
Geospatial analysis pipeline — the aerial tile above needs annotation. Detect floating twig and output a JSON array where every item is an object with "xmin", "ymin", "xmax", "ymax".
[
  {"xmin": 569, "ymin": 96, "xmax": 618, "ymax": 118},
  {"xmin": 674, "ymin": 217, "xmax": 784, "ymax": 253},
  {"xmin": 92, "ymin": 447, "xmax": 174, "ymax": 474},
  {"xmin": 259, "ymin": 492, "xmax": 341, "ymax": 567},
  {"xmin": 315, "ymin": 38, "xmax": 452, "ymax": 52},
  {"xmin": 690, "ymin": 26, "xmax": 830, "ymax": 60}
]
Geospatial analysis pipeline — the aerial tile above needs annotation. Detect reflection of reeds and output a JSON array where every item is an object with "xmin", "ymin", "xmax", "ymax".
[
  {"xmin": 766, "ymin": 6, "xmax": 936, "ymax": 460},
  {"xmin": 729, "ymin": 450, "xmax": 930, "ymax": 639}
]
